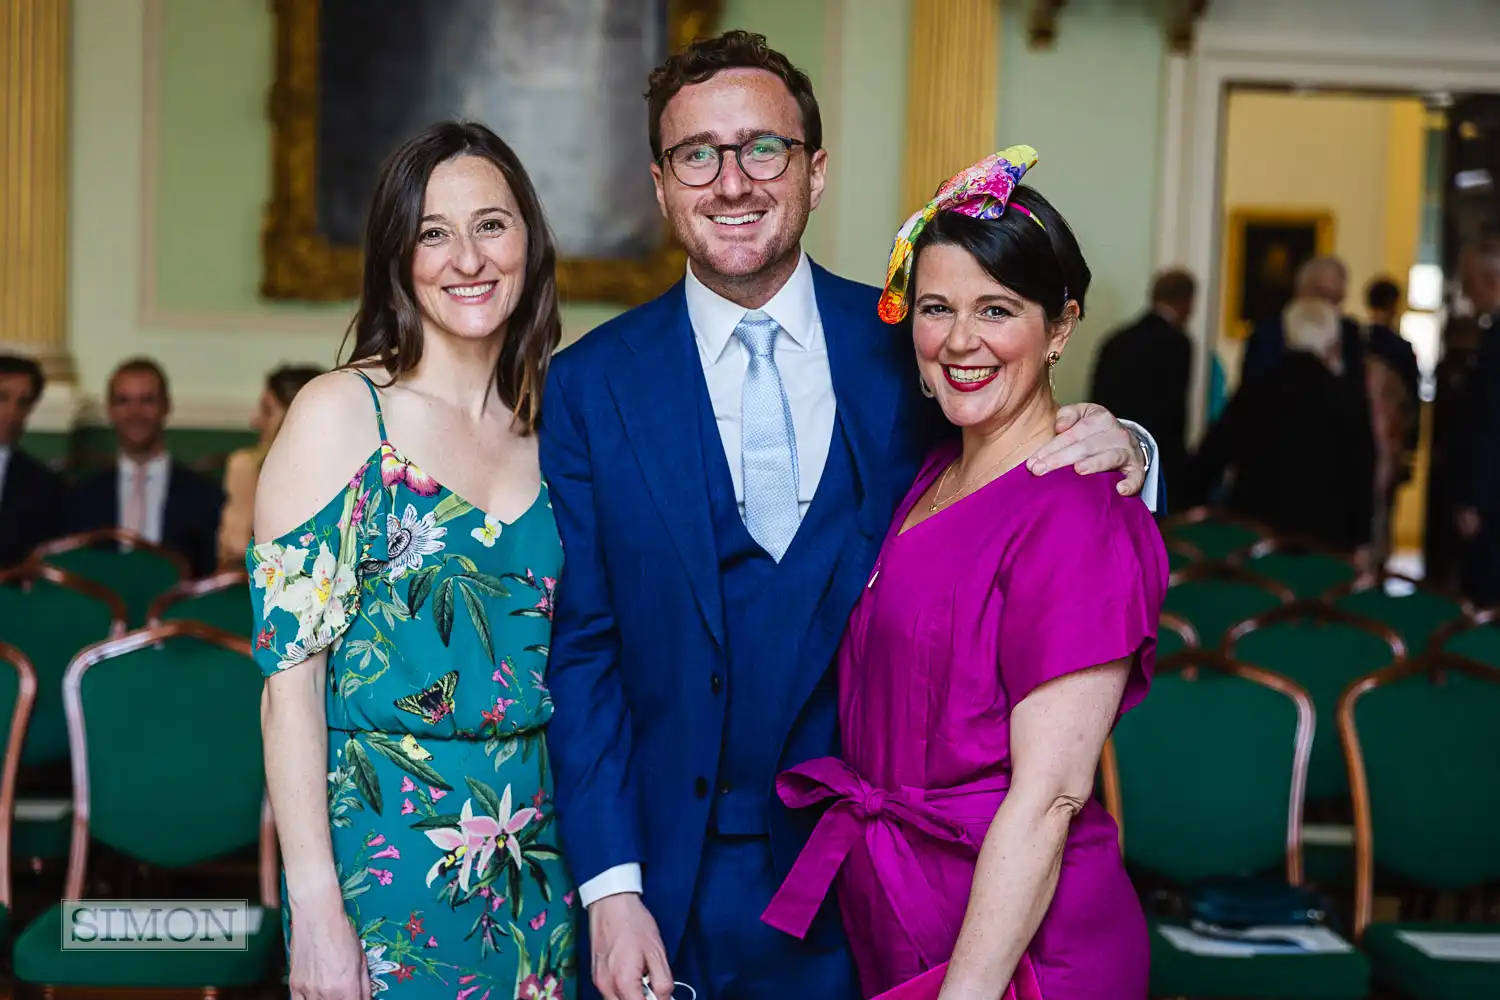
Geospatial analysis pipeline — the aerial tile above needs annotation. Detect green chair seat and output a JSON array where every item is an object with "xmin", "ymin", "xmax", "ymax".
[
  {"xmin": 155, "ymin": 581, "xmax": 253, "ymax": 637},
  {"xmin": 1149, "ymin": 918, "xmax": 1370, "ymax": 998},
  {"xmin": 1163, "ymin": 580, "xmax": 1286, "ymax": 649},
  {"xmin": 1333, "ymin": 586, "xmax": 1466, "ymax": 656},
  {"xmin": 1165, "ymin": 519, "xmax": 1263, "ymax": 560},
  {"xmin": 1243, "ymin": 551, "xmax": 1357, "ymax": 600},
  {"xmin": 1364, "ymin": 922, "xmax": 1500, "ymax": 1000},
  {"xmin": 12, "ymin": 902, "xmax": 279, "ymax": 988},
  {"xmin": 42, "ymin": 545, "xmax": 183, "ymax": 629},
  {"xmin": 1442, "ymin": 621, "xmax": 1500, "ymax": 667},
  {"xmin": 12, "ymin": 813, "xmax": 72, "ymax": 861}
]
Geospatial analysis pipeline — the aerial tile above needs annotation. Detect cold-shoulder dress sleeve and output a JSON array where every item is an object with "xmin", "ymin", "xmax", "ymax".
[
  {"xmin": 997, "ymin": 474, "xmax": 1170, "ymax": 718},
  {"xmin": 245, "ymin": 460, "xmax": 377, "ymax": 677}
]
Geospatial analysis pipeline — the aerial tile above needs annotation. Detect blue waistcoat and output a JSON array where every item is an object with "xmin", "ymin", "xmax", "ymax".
[{"xmin": 694, "ymin": 372, "xmax": 861, "ymax": 837}]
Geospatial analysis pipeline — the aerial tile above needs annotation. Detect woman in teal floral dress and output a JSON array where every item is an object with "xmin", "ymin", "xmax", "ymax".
[{"xmin": 250, "ymin": 122, "xmax": 574, "ymax": 1000}]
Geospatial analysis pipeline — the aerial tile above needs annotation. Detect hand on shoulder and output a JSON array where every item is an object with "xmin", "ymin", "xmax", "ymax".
[{"xmin": 253, "ymin": 369, "xmax": 383, "ymax": 543}]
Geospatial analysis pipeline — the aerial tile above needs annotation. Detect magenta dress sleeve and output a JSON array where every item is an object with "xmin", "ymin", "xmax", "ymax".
[{"xmin": 996, "ymin": 477, "xmax": 1168, "ymax": 718}]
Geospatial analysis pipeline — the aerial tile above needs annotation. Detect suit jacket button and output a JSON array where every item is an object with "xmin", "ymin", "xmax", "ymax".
[
  {"xmin": 694, "ymin": 777, "xmax": 708, "ymax": 799},
  {"xmin": 710, "ymin": 673, "xmax": 722, "ymax": 694}
]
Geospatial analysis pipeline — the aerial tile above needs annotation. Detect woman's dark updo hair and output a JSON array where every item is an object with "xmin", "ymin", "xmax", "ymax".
[{"xmin": 911, "ymin": 185, "xmax": 1091, "ymax": 322}]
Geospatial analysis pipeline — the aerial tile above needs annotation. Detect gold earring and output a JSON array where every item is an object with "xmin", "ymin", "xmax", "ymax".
[
  {"xmin": 1047, "ymin": 352, "xmax": 1060, "ymax": 394},
  {"xmin": 919, "ymin": 376, "xmax": 935, "ymax": 399}
]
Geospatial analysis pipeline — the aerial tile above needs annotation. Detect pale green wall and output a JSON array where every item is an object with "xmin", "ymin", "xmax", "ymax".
[{"xmin": 998, "ymin": 0, "xmax": 1165, "ymax": 404}]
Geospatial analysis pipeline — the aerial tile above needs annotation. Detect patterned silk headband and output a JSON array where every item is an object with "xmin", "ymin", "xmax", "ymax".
[{"xmin": 877, "ymin": 144, "xmax": 1042, "ymax": 325}]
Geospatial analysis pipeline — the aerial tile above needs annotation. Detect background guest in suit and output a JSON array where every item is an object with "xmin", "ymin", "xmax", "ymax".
[
  {"xmin": 215, "ymin": 363, "xmax": 322, "ymax": 569},
  {"xmin": 1188, "ymin": 298, "xmax": 1375, "ymax": 558},
  {"xmin": 1242, "ymin": 255, "xmax": 1368, "ymax": 395},
  {"xmin": 66, "ymin": 357, "xmax": 223, "ymax": 577},
  {"xmin": 0, "ymin": 353, "xmax": 66, "ymax": 568},
  {"xmin": 1089, "ymin": 267, "xmax": 1196, "ymax": 505}
]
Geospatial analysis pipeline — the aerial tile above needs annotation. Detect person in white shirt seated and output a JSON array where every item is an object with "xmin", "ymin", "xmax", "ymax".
[{"xmin": 65, "ymin": 357, "xmax": 224, "ymax": 577}]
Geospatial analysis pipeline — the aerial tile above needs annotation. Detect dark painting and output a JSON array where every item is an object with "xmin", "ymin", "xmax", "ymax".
[
  {"xmin": 1223, "ymin": 211, "xmax": 1334, "ymax": 338},
  {"xmin": 317, "ymin": 0, "xmax": 667, "ymax": 257},
  {"xmin": 263, "ymin": 0, "xmax": 720, "ymax": 303}
]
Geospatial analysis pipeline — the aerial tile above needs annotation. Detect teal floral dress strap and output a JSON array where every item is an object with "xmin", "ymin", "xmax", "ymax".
[{"xmin": 347, "ymin": 368, "xmax": 389, "ymax": 441}]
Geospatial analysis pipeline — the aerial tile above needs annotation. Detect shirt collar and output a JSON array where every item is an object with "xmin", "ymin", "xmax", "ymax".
[
  {"xmin": 685, "ymin": 249, "xmax": 818, "ymax": 363},
  {"xmin": 120, "ymin": 451, "xmax": 170, "ymax": 477}
]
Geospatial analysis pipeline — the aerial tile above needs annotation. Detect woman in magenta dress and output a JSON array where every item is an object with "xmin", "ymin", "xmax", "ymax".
[{"xmin": 761, "ymin": 146, "xmax": 1167, "ymax": 1000}]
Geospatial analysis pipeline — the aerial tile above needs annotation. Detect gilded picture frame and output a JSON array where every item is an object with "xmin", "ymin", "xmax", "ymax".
[
  {"xmin": 1221, "ymin": 208, "xmax": 1336, "ymax": 340},
  {"xmin": 261, "ymin": 0, "xmax": 722, "ymax": 305}
]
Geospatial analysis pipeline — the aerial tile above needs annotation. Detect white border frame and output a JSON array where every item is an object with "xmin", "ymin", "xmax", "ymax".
[{"xmin": 1157, "ymin": 34, "xmax": 1500, "ymax": 444}]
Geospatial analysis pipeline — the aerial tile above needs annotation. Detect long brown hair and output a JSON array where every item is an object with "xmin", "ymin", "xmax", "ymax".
[{"xmin": 339, "ymin": 121, "xmax": 562, "ymax": 433}]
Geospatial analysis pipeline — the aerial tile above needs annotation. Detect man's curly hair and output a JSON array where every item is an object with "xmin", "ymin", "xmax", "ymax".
[{"xmin": 645, "ymin": 29, "xmax": 822, "ymax": 160}]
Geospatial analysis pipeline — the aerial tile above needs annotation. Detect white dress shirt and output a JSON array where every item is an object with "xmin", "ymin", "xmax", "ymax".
[
  {"xmin": 117, "ymin": 452, "xmax": 172, "ymax": 544},
  {"xmin": 576, "ymin": 254, "xmax": 1161, "ymax": 909},
  {"xmin": 0, "ymin": 445, "xmax": 11, "ymax": 504}
]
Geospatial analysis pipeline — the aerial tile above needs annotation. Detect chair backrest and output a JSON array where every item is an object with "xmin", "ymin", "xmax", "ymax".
[
  {"xmin": 1156, "ymin": 611, "xmax": 1200, "ymax": 661},
  {"xmin": 0, "ymin": 565, "xmax": 127, "ymax": 768},
  {"xmin": 1231, "ymin": 538, "xmax": 1359, "ymax": 600},
  {"xmin": 62, "ymin": 621, "xmax": 268, "ymax": 899},
  {"xmin": 1165, "ymin": 539, "xmax": 1205, "ymax": 575},
  {"xmin": 1159, "ymin": 507, "xmax": 1269, "ymax": 561},
  {"xmin": 1163, "ymin": 562, "xmax": 1295, "ymax": 649},
  {"xmin": 34, "ymin": 529, "xmax": 189, "ymax": 629},
  {"xmin": 1227, "ymin": 602, "xmax": 1405, "ymax": 802},
  {"xmin": 1331, "ymin": 576, "xmax": 1471, "ymax": 657},
  {"xmin": 147, "ymin": 570, "xmax": 253, "ymax": 637},
  {"xmin": 1341, "ymin": 654, "xmax": 1500, "ymax": 936},
  {"xmin": 1106, "ymin": 652, "xmax": 1313, "ymax": 885},
  {"xmin": 1432, "ymin": 611, "xmax": 1500, "ymax": 666},
  {"xmin": 0, "ymin": 641, "xmax": 38, "ymax": 908}
]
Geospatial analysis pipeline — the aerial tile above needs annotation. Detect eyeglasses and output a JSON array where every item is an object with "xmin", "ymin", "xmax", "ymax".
[{"xmin": 658, "ymin": 134, "xmax": 810, "ymax": 187}]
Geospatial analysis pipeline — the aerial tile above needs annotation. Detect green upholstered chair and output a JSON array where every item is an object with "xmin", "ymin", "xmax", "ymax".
[
  {"xmin": 1156, "ymin": 611, "xmax": 1200, "ymax": 661},
  {"xmin": 1227, "ymin": 603, "xmax": 1405, "ymax": 809},
  {"xmin": 10, "ymin": 621, "xmax": 281, "ymax": 994},
  {"xmin": 1431, "ymin": 612, "xmax": 1500, "ymax": 667},
  {"xmin": 1106, "ymin": 652, "xmax": 1369, "ymax": 998},
  {"xmin": 35, "ymin": 528, "xmax": 189, "ymax": 630},
  {"xmin": 1166, "ymin": 538, "xmax": 1206, "ymax": 575},
  {"xmin": 1160, "ymin": 507, "xmax": 1270, "ymax": 561},
  {"xmin": 0, "ymin": 565, "xmax": 126, "ymax": 775},
  {"xmin": 0, "ymin": 641, "xmax": 38, "ymax": 943},
  {"xmin": 1232, "ymin": 538, "xmax": 1360, "ymax": 601},
  {"xmin": 1331, "ymin": 576, "xmax": 1471, "ymax": 661},
  {"xmin": 1342, "ymin": 654, "xmax": 1500, "ymax": 1000},
  {"xmin": 147, "ymin": 570, "xmax": 253, "ymax": 638},
  {"xmin": 1163, "ymin": 562, "xmax": 1295, "ymax": 651}
]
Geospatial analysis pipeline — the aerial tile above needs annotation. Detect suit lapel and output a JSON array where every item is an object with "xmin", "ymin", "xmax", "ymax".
[
  {"xmin": 607, "ymin": 285, "xmax": 725, "ymax": 648},
  {"xmin": 813, "ymin": 262, "xmax": 902, "ymax": 542}
]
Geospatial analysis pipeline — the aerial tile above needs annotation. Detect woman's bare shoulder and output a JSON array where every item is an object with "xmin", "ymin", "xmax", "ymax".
[{"xmin": 253, "ymin": 370, "xmax": 383, "ymax": 541}]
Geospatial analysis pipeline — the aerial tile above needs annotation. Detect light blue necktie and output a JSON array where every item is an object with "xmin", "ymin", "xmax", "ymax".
[{"xmin": 736, "ymin": 310, "xmax": 800, "ymax": 561}]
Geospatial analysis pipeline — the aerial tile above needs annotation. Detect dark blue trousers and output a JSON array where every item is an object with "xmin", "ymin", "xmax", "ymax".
[{"xmin": 674, "ymin": 834, "xmax": 859, "ymax": 1000}]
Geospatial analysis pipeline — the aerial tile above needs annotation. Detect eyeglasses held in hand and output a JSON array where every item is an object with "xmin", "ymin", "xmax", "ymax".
[
  {"xmin": 643, "ymin": 976, "xmax": 698, "ymax": 1000},
  {"xmin": 657, "ymin": 134, "xmax": 810, "ymax": 187}
]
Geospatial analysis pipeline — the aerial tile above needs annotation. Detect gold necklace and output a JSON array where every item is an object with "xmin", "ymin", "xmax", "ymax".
[{"xmin": 927, "ymin": 426, "xmax": 1051, "ymax": 513}]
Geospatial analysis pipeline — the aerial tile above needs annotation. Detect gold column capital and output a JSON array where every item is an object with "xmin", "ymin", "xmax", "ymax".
[
  {"xmin": 899, "ymin": 0, "xmax": 1001, "ymax": 219},
  {"xmin": 2, "ymin": 0, "xmax": 73, "ymax": 382}
]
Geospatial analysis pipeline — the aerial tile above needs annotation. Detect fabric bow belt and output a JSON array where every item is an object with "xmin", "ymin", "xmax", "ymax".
[{"xmin": 760, "ymin": 756, "xmax": 1013, "ymax": 968}]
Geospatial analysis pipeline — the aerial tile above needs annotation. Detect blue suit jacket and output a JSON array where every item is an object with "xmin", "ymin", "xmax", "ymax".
[{"xmin": 538, "ymin": 261, "xmax": 941, "ymax": 957}]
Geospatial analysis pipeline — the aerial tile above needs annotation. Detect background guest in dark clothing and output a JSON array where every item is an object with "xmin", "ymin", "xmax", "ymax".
[
  {"xmin": 1451, "ymin": 241, "xmax": 1500, "ymax": 605},
  {"xmin": 1090, "ymin": 268, "xmax": 1195, "ymax": 506},
  {"xmin": 1363, "ymin": 275, "xmax": 1422, "ymax": 467},
  {"xmin": 66, "ymin": 357, "xmax": 223, "ymax": 577},
  {"xmin": 1188, "ymin": 298, "xmax": 1375, "ymax": 559},
  {"xmin": 0, "ymin": 353, "xmax": 66, "ymax": 568},
  {"xmin": 1241, "ymin": 255, "xmax": 1369, "ymax": 402}
]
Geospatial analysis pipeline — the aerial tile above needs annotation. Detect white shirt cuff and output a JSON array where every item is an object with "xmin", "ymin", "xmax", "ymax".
[
  {"xmin": 578, "ymin": 863, "xmax": 643, "ymax": 908},
  {"xmin": 1119, "ymin": 420, "xmax": 1160, "ymax": 514}
]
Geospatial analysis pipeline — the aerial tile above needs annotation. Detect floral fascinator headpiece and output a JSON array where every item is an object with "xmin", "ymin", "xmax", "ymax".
[{"xmin": 877, "ymin": 144, "xmax": 1041, "ymax": 325}]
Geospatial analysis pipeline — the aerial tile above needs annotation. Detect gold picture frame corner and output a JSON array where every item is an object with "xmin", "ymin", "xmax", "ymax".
[{"xmin": 263, "ymin": 0, "xmax": 722, "ymax": 306}]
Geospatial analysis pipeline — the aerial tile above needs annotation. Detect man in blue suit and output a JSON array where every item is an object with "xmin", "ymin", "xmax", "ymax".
[{"xmin": 539, "ymin": 30, "xmax": 1161, "ymax": 1000}]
